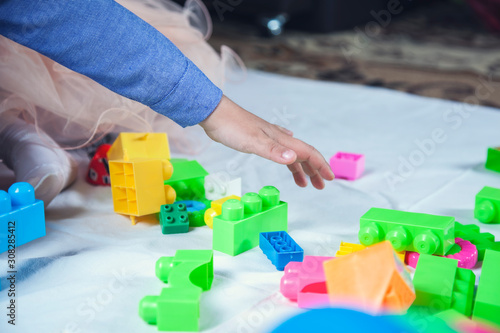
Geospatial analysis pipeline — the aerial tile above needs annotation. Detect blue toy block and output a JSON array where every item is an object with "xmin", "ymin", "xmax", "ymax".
[
  {"xmin": 260, "ymin": 231, "xmax": 304, "ymax": 270},
  {"xmin": 159, "ymin": 203, "xmax": 189, "ymax": 234},
  {"xmin": 1, "ymin": 182, "xmax": 45, "ymax": 253}
]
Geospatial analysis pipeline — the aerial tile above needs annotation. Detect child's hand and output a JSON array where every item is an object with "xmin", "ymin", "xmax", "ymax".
[{"xmin": 199, "ymin": 96, "xmax": 335, "ymax": 189}]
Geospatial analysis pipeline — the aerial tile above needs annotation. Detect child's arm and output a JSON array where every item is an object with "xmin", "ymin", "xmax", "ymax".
[
  {"xmin": 0, "ymin": 0, "xmax": 334, "ymax": 189},
  {"xmin": 200, "ymin": 96, "xmax": 334, "ymax": 189}
]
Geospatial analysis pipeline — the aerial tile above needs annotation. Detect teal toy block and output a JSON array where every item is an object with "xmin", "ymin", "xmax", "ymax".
[
  {"xmin": 1, "ymin": 182, "xmax": 45, "ymax": 253},
  {"xmin": 159, "ymin": 203, "xmax": 189, "ymax": 234},
  {"xmin": 413, "ymin": 255, "xmax": 475, "ymax": 316},
  {"xmin": 485, "ymin": 147, "xmax": 500, "ymax": 173},
  {"xmin": 175, "ymin": 200, "xmax": 210, "ymax": 227},
  {"xmin": 474, "ymin": 186, "xmax": 500, "ymax": 224},
  {"xmin": 139, "ymin": 287, "xmax": 202, "ymax": 332},
  {"xmin": 455, "ymin": 222, "xmax": 500, "ymax": 261},
  {"xmin": 473, "ymin": 250, "xmax": 500, "ymax": 328},
  {"xmin": 155, "ymin": 250, "xmax": 214, "ymax": 291},
  {"xmin": 213, "ymin": 186, "xmax": 288, "ymax": 256},
  {"xmin": 139, "ymin": 250, "xmax": 213, "ymax": 331},
  {"xmin": 164, "ymin": 160, "xmax": 208, "ymax": 201},
  {"xmin": 359, "ymin": 208, "xmax": 455, "ymax": 255}
]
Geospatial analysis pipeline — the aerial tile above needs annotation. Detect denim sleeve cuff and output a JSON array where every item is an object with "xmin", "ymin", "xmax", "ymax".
[{"xmin": 150, "ymin": 60, "xmax": 223, "ymax": 128}]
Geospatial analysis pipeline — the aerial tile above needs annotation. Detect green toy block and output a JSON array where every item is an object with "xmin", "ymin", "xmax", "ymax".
[
  {"xmin": 413, "ymin": 255, "xmax": 475, "ymax": 316},
  {"xmin": 159, "ymin": 203, "xmax": 189, "ymax": 234},
  {"xmin": 474, "ymin": 186, "xmax": 500, "ymax": 224},
  {"xmin": 139, "ymin": 287, "xmax": 202, "ymax": 332},
  {"xmin": 485, "ymin": 147, "xmax": 500, "ymax": 173},
  {"xmin": 213, "ymin": 186, "xmax": 288, "ymax": 256},
  {"xmin": 359, "ymin": 208, "xmax": 455, "ymax": 255},
  {"xmin": 139, "ymin": 250, "xmax": 213, "ymax": 331},
  {"xmin": 156, "ymin": 250, "xmax": 214, "ymax": 291},
  {"xmin": 455, "ymin": 222, "xmax": 500, "ymax": 261},
  {"xmin": 473, "ymin": 250, "xmax": 500, "ymax": 328},
  {"xmin": 164, "ymin": 160, "xmax": 208, "ymax": 201}
]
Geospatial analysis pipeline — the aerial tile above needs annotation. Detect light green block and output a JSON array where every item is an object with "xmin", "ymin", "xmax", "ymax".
[
  {"xmin": 413, "ymin": 255, "xmax": 475, "ymax": 316},
  {"xmin": 213, "ymin": 186, "xmax": 288, "ymax": 256},
  {"xmin": 455, "ymin": 222, "xmax": 500, "ymax": 261},
  {"xmin": 485, "ymin": 147, "xmax": 500, "ymax": 173},
  {"xmin": 473, "ymin": 250, "xmax": 500, "ymax": 328},
  {"xmin": 359, "ymin": 208, "xmax": 455, "ymax": 255},
  {"xmin": 474, "ymin": 186, "xmax": 500, "ymax": 224},
  {"xmin": 164, "ymin": 160, "xmax": 208, "ymax": 201}
]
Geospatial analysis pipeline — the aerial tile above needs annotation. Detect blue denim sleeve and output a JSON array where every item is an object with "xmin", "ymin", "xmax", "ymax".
[{"xmin": 0, "ymin": 0, "xmax": 222, "ymax": 127}]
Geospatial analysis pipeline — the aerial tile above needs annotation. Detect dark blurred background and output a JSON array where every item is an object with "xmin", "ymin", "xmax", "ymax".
[{"xmin": 180, "ymin": 0, "xmax": 500, "ymax": 108}]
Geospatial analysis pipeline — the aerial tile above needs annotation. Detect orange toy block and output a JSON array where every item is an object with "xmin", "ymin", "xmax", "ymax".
[{"xmin": 324, "ymin": 241, "xmax": 415, "ymax": 314}]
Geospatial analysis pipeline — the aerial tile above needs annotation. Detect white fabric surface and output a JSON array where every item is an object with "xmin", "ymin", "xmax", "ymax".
[{"xmin": 1, "ymin": 70, "xmax": 500, "ymax": 333}]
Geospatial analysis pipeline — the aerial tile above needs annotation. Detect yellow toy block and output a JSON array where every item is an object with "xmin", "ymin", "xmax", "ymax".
[
  {"xmin": 204, "ymin": 195, "xmax": 240, "ymax": 229},
  {"xmin": 107, "ymin": 133, "xmax": 170, "ymax": 161},
  {"xmin": 336, "ymin": 241, "xmax": 406, "ymax": 263},
  {"xmin": 110, "ymin": 159, "xmax": 174, "ymax": 224}
]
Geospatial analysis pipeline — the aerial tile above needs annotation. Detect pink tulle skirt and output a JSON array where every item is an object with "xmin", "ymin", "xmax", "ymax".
[{"xmin": 0, "ymin": 0, "xmax": 244, "ymax": 153}]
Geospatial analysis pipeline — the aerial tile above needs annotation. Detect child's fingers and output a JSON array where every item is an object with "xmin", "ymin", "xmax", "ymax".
[
  {"xmin": 287, "ymin": 163, "xmax": 308, "ymax": 187},
  {"xmin": 275, "ymin": 125, "xmax": 294, "ymax": 136},
  {"xmin": 301, "ymin": 161, "xmax": 325, "ymax": 189}
]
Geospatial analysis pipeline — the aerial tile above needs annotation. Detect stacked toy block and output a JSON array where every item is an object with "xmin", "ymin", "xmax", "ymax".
[
  {"xmin": 108, "ymin": 133, "xmax": 174, "ymax": 224},
  {"xmin": 212, "ymin": 186, "xmax": 287, "ymax": 256},
  {"xmin": 139, "ymin": 250, "xmax": 213, "ymax": 332},
  {"xmin": 0, "ymin": 182, "xmax": 45, "ymax": 253}
]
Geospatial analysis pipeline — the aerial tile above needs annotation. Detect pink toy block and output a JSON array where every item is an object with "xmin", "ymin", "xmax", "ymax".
[
  {"xmin": 280, "ymin": 256, "xmax": 333, "ymax": 308},
  {"xmin": 329, "ymin": 152, "xmax": 365, "ymax": 180},
  {"xmin": 406, "ymin": 238, "xmax": 478, "ymax": 269}
]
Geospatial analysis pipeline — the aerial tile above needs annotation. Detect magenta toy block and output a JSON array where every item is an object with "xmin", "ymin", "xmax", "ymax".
[
  {"xmin": 406, "ymin": 238, "xmax": 478, "ymax": 269},
  {"xmin": 329, "ymin": 152, "xmax": 365, "ymax": 180},
  {"xmin": 280, "ymin": 256, "xmax": 333, "ymax": 309}
]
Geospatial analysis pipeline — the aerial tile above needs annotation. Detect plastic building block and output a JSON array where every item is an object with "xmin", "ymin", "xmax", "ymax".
[
  {"xmin": 107, "ymin": 132, "xmax": 170, "ymax": 161},
  {"xmin": 86, "ymin": 144, "xmax": 111, "ymax": 186},
  {"xmin": 139, "ymin": 250, "xmax": 213, "ymax": 332},
  {"xmin": 164, "ymin": 160, "xmax": 208, "ymax": 201},
  {"xmin": 280, "ymin": 256, "xmax": 333, "ymax": 309},
  {"xmin": 204, "ymin": 174, "xmax": 241, "ymax": 200},
  {"xmin": 213, "ymin": 186, "xmax": 288, "ymax": 256},
  {"xmin": 485, "ymin": 147, "xmax": 500, "ymax": 173},
  {"xmin": 0, "ymin": 182, "xmax": 45, "ymax": 253},
  {"xmin": 472, "ymin": 250, "xmax": 500, "ymax": 327},
  {"xmin": 175, "ymin": 200, "xmax": 209, "ymax": 227},
  {"xmin": 359, "ymin": 208, "xmax": 455, "ymax": 255},
  {"xmin": 155, "ymin": 250, "xmax": 214, "ymax": 290},
  {"xmin": 140, "ymin": 287, "xmax": 201, "ymax": 332},
  {"xmin": 336, "ymin": 241, "xmax": 406, "ymax": 263},
  {"xmin": 109, "ymin": 159, "xmax": 174, "ymax": 224},
  {"xmin": 474, "ymin": 186, "xmax": 500, "ymax": 224},
  {"xmin": 329, "ymin": 152, "xmax": 365, "ymax": 180},
  {"xmin": 260, "ymin": 231, "xmax": 304, "ymax": 270},
  {"xmin": 454, "ymin": 222, "xmax": 500, "ymax": 261},
  {"xmin": 324, "ymin": 241, "xmax": 415, "ymax": 313},
  {"xmin": 159, "ymin": 203, "xmax": 189, "ymax": 234},
  {"xmin": 413, "ymin": 255, "xmax": 475, "ymax": 316},
  {"xmin": 204, "ymin": 195, "xmax": 240, "ymax": 229},
  {"xmin": 406, "ymin": 238, "xmax": 478, "ymax": 269}
]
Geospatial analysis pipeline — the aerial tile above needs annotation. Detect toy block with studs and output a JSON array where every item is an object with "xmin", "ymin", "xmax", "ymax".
[
  {"xmin": 164, "ymin": 160, "xmax": 208, "ymax": 201},
  {"xmin": 159, "ymin": 203, "xmax": 190, "ymax": 234},
  {"xmin": 213, "ymin": 186, "xmax": 287, "ymax": 256},
  {"xmin": 1, "ymin": 182, "xmax": 45, "ymax": 253},
  {"xmin": 259, "ymin": 231, "xmax": 304, "ymax": 270},
  {"xmin": 413, "ymin": 255, "xmax": 475, "ymax": 316},
  {"xmin": 474, "ymin": 186, "xmax": 500, "ymax": 224},
  {"xmin": 359, "ymin": 208, "xmax": 455, "ymax": 255}
]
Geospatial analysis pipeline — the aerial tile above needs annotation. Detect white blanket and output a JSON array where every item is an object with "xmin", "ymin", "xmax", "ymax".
[{"xmin": 1, "ymin": 70, "xmax": 499, "ymax": 333}]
